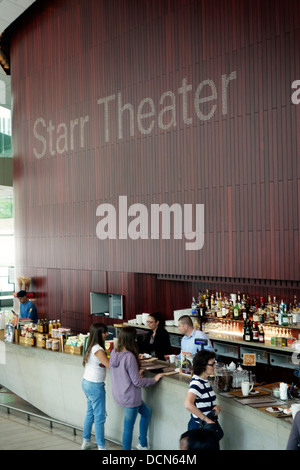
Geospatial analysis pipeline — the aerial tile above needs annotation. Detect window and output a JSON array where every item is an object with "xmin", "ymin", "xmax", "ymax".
[{"xmin": 0, "ymin": 105, "xmax": 12, "ymax": 157}]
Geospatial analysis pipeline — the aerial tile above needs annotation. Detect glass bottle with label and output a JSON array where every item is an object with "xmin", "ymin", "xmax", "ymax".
[
  {"xmin": 191, "ymin": 297, "xmax": 197, "ymax": 315},
  {"xmin": 282, "ymin": 305, "xmax": 289, "ymax": 327},
  {"xmin": 252, "ymin": 322, "xmax": 259, "ymax": 342},
  {"xmin": 244, "ymin": 321, "xmax": 251, "ymax": 342},
  {"xmin": 258, "ymin": 324, "xmax": 265, "ymax": 343},
  {"xmin": 234, "ymin": 303, "xmax": 239, "ymax": 320},
  {"xmin": 272, "ymin": 297, "xmax": 278, "ymax": 323}
]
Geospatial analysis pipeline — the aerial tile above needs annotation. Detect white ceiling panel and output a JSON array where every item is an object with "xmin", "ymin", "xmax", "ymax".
[{"xmin": 0, "ymin": 0, "xmax": 36, "ymax": 35}]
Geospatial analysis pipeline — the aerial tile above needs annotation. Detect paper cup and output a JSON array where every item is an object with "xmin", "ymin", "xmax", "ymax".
[
  {"xmin": 169, "ymin": 354, "xmax": 176, "ymax": 363},
  {"xmin": 291, "ymin": 403, "xmax": 300, "ymax": 419}
]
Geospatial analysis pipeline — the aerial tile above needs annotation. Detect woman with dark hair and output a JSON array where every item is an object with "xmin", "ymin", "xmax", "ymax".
[
  {"xmin": 81, "ymin": 323, "xmax": 109, "ymax": 450},
  {"xmin": 110, "ymin": 326, "xmax": 163, "ymax": 450},
  {"xmin": 140, "ymin": 312, "xmax": 172, "ymax": 360},
  {"xmin": 184, "ymin": 350, "xmax": 223, "ymax": 440}
]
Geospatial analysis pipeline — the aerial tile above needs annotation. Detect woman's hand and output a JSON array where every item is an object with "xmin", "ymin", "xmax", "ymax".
[
  {"xmin": 213, "ymin": 405, "xmax": 221, "ymax": 416},
  {"xmin": 154, "ymin": 373, "xmax": 164, "ymax": 382},
  {"xmin": 204, "ymin": 416, "xmax": 215, "ymax": 424}
]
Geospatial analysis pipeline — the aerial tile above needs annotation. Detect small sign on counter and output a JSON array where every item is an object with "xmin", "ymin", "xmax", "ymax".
[{"xmin": 243, "ymin": 353, "xmax": 256, "ymax": 366}]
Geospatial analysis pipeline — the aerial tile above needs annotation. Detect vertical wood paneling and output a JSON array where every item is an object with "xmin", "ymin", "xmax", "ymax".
[{"xmin": 8, "ymin": 0, "xmax": 300, "ymax": 328}]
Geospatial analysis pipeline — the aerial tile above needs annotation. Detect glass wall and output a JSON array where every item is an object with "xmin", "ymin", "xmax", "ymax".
[
  {"xmin": 0, "ymin": 192, "xmax": 14, "ymax": 268},
  {"xmin": 0, "ymin": 105, "xmax": 11, "ymax": 157}
]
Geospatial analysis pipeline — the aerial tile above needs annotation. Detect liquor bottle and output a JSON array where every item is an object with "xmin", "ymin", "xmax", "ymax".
[
  {"xmin": 245, "ymin": 321, "xmax": 252, "ymax": 342},
  {"xmin": 249, "ymin": 320, "xmax": 254, "ymax": 341},
  {"xmin": 272, "ymin": 297, "xmax": 278, "ymax": 323},
  {"xmin": 205, "ymin": 290, "xmax": 210, "ymax": 309},
  {"xmin": 266, "ymin": 295, "xmax": 272, "ymax": 314},
  {"xmin": 222, "ymin": 295, "xmax": 229, "ymax": 318},
  {"xmin": 234, "ymin": 303, "xmax": 240, "ymax": 320},
  {"xmin": 258, "ymin": 324, "xmax": 265, "ymax": 343},
  {"xmin": 237, "ymin": 292, "xmax": 241, "ymax": 307},
  {"xmin": 260, "ymin": 297, "xmax": 265, "ymax": 309},
  {"xmin": 282, "ymin": 304, "xmax": 289, "ymax": 327},
  {"xmin": 217, "ymin": 292, "xmax": 222, "ymax": 310},
  {"xmin": 230, "ymin": 301, "xmax": 234, "ymax": 320},
  {"xmin": 278, "ymin": 300, "xmax": 285, "ymax": 326},
  {"xmin": 241, "ymin": 295, "xmax": 247, "ymax": 320},
  {"xmin": 252, "ymin": 322, "xmax": 259, "ymax": 342},
  {"xmin": 288, "ymin": 303, "xmax": 293, "ymax": 326},
  {"xmin": 246, "ymin": 295, "xmax": 251, "ymax": 314},
  {"xmin": 253, "ymin": 306, "xmax": 260, "ymax": 323},
  {"xmin": 292, "ymin": 302, "xmax": 299, "ymax": 325},
  {"xmin": 210, "ymin": 293, "xmax": 215, "ymax": 309},
  {"xmin": 243, "ymin": 320, "xmax": 247, "ymax": 340},
  {"xmin": 293, "ymin": 295, "xmax": 298, "ymax": 310},
  {"xmin": 259, "ymin": 308, "xmax": 265, "ymax": 324},
  {"xmin": 191, "ymin": 297, "xmax": 197, "ymax": 315}
]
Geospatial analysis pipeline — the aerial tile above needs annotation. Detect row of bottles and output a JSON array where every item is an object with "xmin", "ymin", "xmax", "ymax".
[
  {"xmin": 37, "ymin": 318, "xmax": 61, "ymax": 334},
  {"xmin": 243, "ymin": 320, "xmax": 265, "ymax": 343},
  {"xmin": 242, "ymin": 320, "xmax": 295, "ymax": 347},
  {"xmin": 191, "ymin": 291, "xmax": 300, "ymax": 327}
]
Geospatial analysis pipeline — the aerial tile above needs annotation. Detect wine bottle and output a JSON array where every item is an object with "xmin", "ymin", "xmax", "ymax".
[
  {"xmin": 252, "ymin": 322, "xmax": 259, "ymax": 342},
  {"xmin": 259, "ymin": 324, "xmax": 265, "ymax": 343}
]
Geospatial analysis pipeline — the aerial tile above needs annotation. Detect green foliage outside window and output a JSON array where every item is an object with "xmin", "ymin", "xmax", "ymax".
[{"xmin": 0, "ymin": 198, "xmax": 13, "ymax": 218}]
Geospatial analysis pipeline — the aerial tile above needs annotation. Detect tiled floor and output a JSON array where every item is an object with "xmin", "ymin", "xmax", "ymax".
[{"xmin": 0, "ymin": 386, "xmax": 122, "ymax": 451}]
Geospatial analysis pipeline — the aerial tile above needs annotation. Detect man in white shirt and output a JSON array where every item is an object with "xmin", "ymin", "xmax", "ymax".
[{"xmin": 177, "ymin": 315, "xmax": 214, "ymax": 359}]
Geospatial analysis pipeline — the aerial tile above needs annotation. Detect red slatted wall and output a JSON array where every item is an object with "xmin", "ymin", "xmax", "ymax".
[{"xmin": 8, "ymin": 0, "xmax": 300, "ymax": 328}]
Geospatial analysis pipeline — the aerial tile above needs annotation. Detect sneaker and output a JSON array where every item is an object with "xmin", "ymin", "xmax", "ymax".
[
  {"xmin": 136, "ymin": 443, "xmax": 150, "ymax": 450},
  {"xmin": 98, "ymin": 446, "xmax": 106, "ymax": 450},
  {"xmin": 81, "ymin": 440, "xmax": 97, "ymax": 450}
]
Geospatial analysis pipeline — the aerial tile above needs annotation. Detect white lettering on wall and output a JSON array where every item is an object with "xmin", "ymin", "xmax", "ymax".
[
  {"xmin": 31, "ymin": 75, "xmax": 300, "ymax": 158},
  {"xmin": 33, "ymin": 73, "xmax": 237, "ymax": 156},
  {"xmin": 97, "ymin": 73, "xmax": 237, "ymax": 143},
  {"xmin": 33, "ymin": 115, "xmax": 89, "ymax": 158},
  {"xmin": 291, "ymin": 80, "xmax": 300, "ymax": 105}
]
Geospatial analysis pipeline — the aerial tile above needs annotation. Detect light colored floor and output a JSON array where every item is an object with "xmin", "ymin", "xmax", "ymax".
[{"xmin": 0, "ymin": 386, "xmax": 122, "ymax": 451}]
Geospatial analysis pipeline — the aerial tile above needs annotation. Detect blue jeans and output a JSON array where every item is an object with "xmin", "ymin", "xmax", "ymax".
[
  {"xmin": 82, "ymin": 379, "xmax": 106, "ymax": 448},
  {"xmin": 123, "ymin": 401, "xmax": 151, "ymax": 450}
]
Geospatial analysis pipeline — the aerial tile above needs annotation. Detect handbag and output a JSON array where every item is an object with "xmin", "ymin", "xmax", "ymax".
[{"xmin": 198, "ymin": 410, "xmax": 224, "ymax": 441}]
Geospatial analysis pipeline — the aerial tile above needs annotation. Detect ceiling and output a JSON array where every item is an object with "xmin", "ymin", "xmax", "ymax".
[
  {"xmin": 0, "ymin": 0, "xmax": 35, "ymax": 35},
  {"xmin": 0, "ymin": 0, "xmax": 35, "ymax": 108}
]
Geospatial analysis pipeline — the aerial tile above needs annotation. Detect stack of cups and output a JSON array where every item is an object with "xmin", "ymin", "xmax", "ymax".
[{"xmin": 279, "ymin": 382, "xmax": 288, "ymax": 401}]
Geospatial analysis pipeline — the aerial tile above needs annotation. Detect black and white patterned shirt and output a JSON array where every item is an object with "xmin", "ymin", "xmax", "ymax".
[{"xmin": 188, "ymin": 374, "xmax": 216, "ymax": 420}]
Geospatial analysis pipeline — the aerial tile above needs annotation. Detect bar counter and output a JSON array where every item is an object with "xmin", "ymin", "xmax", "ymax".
[{"xmin": 0, "ymin": 342, "xmax": 294, "ymax": 450}]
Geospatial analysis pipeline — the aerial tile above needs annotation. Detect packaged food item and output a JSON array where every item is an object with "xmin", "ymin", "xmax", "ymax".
[
  {"xmin": 181, "ymin": 351, "xmax": 193, "ymax": 375},
  {"xmin": 52, "ymin": 339, "xmax": 59, "ymax": 351}
]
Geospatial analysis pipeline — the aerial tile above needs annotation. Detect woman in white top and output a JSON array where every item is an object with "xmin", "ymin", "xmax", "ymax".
[{"xmin": 81, "ymin": 323, "xmax": 109, "ymax": 450}]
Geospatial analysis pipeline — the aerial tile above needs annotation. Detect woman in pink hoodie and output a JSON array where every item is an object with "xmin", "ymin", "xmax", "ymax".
[{"xmin": 110, "ymin": 326, "xmax": 163, "ymax": 450}]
